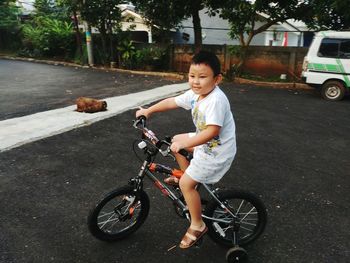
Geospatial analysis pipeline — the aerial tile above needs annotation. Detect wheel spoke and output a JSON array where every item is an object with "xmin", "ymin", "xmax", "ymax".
[
  {"xmin": 239, "ymin": 225, "xmax": 254, "ymax": 232},
  {"xmin": 239, "ymin": 207, "xmax": 256, "ymax": 222},
  {"xmin": 99, "ymin": 213, "xmax": 119, "ymax": 229},
  {"xmin": 207, "ymin": 192, "xmax": 266, "ymax": 247},
  {"xmin": 235, "ymin": 200, "xmax": 245, "ymax": 216}
]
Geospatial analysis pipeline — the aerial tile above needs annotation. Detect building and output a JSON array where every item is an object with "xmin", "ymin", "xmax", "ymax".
[{"xmin": 174, "ymin": 9, "xmax": 314, "ymax": 47}]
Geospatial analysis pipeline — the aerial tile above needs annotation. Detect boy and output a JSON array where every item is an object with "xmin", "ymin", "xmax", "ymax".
[{"xmin": 136, "ymin": 50, "xmax": 236, "ymax": 248}]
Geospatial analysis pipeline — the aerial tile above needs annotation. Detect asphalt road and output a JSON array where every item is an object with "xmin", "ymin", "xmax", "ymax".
[
  {"xmin": 0, "ymin": 60, "xmax": 349, "ymax": 263},
  {"xmin": 0, "ymin": 59, "xmax": 181, "ymax": 121}
]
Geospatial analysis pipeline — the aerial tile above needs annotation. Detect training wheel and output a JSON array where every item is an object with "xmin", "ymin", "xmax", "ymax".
[{"xmin": 226, "ymin": 246, "xmax": 248, "ymax": 263}]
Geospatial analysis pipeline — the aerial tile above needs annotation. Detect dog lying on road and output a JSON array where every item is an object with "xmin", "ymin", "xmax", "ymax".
[{"xmin": 76, "ymin": 97, "xmax": 107, "ymax": 113}]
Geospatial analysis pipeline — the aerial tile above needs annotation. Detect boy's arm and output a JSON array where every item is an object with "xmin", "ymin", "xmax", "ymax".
[
  {"xmin": 136, "ymin": 97, "xmax": 178, "ymax": 118},
  {"xmin": 171, "ymin": 125, "xmax": 220, "ymax": 152}
]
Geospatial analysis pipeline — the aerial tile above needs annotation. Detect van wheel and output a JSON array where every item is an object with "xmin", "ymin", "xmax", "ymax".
[{"xmin": 321, "ymin": 80, "xmax": 345, "ymax": 101}]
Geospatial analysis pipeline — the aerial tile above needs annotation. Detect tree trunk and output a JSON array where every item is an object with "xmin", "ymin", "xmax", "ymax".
[
  {"xmin": 191, "ymin": 7, "xmax": 202, "ymax": 53},
  {"xmin": 99, "ymin": 25, "xmax": 108, "ymax": 64},
  {"xmin": 72, "ymin": 10, "xmax": 83, "ymax": 64}
]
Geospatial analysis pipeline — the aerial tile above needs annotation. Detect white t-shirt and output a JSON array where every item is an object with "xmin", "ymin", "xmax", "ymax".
[{"xmin": 175, "ymin": 86, "xmax": 236, "ymax": 184}]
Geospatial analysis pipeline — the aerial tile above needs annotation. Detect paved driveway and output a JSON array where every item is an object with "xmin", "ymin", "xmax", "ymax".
[{"xmin": 0, "ymin": 66, "xmax": 349, "ymax": 262}]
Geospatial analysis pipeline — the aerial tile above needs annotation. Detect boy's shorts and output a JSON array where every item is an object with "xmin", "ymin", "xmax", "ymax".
[{"xmin": 183, "ymin": 132, "xmax": 234, "ymax": 184}]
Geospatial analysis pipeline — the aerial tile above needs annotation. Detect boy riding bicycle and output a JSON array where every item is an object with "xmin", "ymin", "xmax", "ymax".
[{"xmin": 136, "ymin": 50, "xmax": 236, "ymax": 249}]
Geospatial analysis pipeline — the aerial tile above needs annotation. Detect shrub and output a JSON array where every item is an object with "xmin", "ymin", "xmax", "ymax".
[{"xmin": 21, "ymin": 16, "xmax": 74, "ymax": 58}]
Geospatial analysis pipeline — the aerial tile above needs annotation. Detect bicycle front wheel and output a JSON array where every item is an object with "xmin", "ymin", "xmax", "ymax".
[
  {"xmin": 204, "ymin": 190, "xmax": 267, "ymax": 247},
  {"xmin": 88, "ymin": 185, "xmax": 150, "ymax": 241}
]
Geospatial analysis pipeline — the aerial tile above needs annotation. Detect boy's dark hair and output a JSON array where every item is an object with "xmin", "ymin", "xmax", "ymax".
[{"xmin": 191, "ymin": 50, "xmax": 221, "ymax": 76}]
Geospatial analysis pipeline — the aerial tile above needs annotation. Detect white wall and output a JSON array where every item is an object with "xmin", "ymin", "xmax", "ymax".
[{"xmin": 177, "ymin": 9, "xmax": 307, "ymax": 47}]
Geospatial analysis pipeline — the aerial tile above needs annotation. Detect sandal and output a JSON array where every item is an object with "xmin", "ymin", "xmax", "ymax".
[
  {"xmin": 179, "ymin": 225, "xmax": 208, "ymax": 249},
  {"xmin": 164, "ymin": 176, "xmax": 180, "ymax": 186}
]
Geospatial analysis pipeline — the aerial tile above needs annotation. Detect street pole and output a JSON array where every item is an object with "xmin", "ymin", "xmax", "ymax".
[
  {"xmin": 85, "ymin": 22, "xmax": 94, "ymax": 66},
  {"xmin": 83, "ymin": 0, "xmax": 94, "ymax": 66}
]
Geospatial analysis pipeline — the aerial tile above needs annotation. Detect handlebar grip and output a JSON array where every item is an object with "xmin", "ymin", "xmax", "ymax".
[
  {"xmin": 135, "ymin": 115, "xmax": 146, "ymax": 127},
  {"xmin": 178, "ymin": 149, "xmax": 193, "ymax": 161},
  {"xmin": 137, "ymin": 115, "xmax": 147, "ymax": 121}
]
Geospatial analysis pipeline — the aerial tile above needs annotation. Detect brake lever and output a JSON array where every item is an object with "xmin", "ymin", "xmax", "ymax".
[{"xmin": 133, "ymin": 117, "xmax": 146, "ymax": 130}]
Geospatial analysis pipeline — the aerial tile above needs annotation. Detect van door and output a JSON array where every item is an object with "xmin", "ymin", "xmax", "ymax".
[
  {"xmin": 338, "ymin": 39, "xmax": 350, "ymax": 88},
  {"xmin": 315, "ymin": 38, "xmax": 350, "ymax": 88}
]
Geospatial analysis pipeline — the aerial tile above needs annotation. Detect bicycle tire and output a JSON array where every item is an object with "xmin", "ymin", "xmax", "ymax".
[
  {"xmin": 87, "ymin": 185, "xmax": 150, "ymax": 241},
  {"xmin": 204, "ymin": 190, "xmax": 267, "ymax": 247}
]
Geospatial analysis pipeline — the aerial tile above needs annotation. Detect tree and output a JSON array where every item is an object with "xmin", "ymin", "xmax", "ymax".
[
  {"xmin": 0, "ymin": 0, "xmax": 19, "ymax": 29},
  {"xmin": 80, "ymin": 0, "xmax": 126, "ymax": 64},
  {"xmin": 0, "ymin": 0, "xmax": 20, "ymax": 49},
  {"xmin": 308, "ymin": 0, "xmax": 350, "ymax": 30},
  {"xmin": 20, "ymin": 0, "xmax": 75, "ymax": 57},
  {"xmin": 133, "ymin": 0, "xmax": 218, "ymax": 53},
  {"xmin": 208, "ymin": 0, "xmax": 314, "ymax": 74},
  {"xmin": 56, "ymin": 0, "xmax": 84, "ymax": 62},
  {"xmin": 132, "ymin": 0, "xmax": 185, "ymax": 44},
  {"xmin": 211, "ymin": 0, "xmax": 313, "ymax": 47},
  {"xmin": 34, "ymin": 0, "xmax": 55, "ymax": 16}
]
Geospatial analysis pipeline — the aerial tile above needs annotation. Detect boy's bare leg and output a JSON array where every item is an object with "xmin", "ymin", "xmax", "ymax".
[
  {"xmin": 174, "ymin": 152, "xmax": 190, "ymax": 171},
  {"xmin": 179, "ymin": 174, "xmax": 205, "ymax": 230},
  {"xmin": 172, "ymin": 133, "xmax": 193, "ymax": 171}
]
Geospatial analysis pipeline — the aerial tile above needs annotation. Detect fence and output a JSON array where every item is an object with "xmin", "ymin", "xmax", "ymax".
[{"xmin": 170, "ymin": 44, "xmax": 309, "ymax": 80}]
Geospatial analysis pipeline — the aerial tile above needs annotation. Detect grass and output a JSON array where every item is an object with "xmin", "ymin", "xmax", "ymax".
[{"xmin": 240, "ymin": 73, "xmax": 291, "ymax": 83}]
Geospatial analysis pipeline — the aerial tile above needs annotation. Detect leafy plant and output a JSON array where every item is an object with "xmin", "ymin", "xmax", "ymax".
[
  {"xmin": 21, "ymin": 16, "xmax": 74, "ymax": 57},
  {"xmin": 117, "ymin": 39, "xmax": 136, "ymax": 68}
]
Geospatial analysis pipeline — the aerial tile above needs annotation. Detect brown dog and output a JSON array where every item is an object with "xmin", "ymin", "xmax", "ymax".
[{"xmin": 76, "ymin": 97, "xmax": 107, "ymax": 113}]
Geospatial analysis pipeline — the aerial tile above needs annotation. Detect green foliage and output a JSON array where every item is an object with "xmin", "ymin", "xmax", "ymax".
[
  {"xmin": 0, "ymin": 0, "xmax": 21, "ymax": 50},
  {"xmin": 134, "ymin": 46, "xmax": 168, "ymax": 70},
  {"xmin": 116, "ymin": 39, "xmax": 168, "ymax": 70},
  {"xmin": 308, "ymin": 0, "xmax": 350, "ymax": 30},
  {"xmin": 80, "ymin": 0, "xmax": 124, "ymax": 31},
  {"xmin": 117, "ymin": 39, "xmax": 136, "ymax": 68},
  {"xmin": 133, "ymin": 0, "xmax": 219, "ymax": 50},
  {"xmin": 133, "ymin": 0, "xmax": 186, "ymax": 31},
  {"xmin": 210, "ymin": 0, "xmax": 314, "ymax": 46},
  {"xmin": 0, "ymin": 0, "xmax": 20, "ymax": 29},
  {"xmin": 34, "ymin": 0, "xmax": 70, "ymax": 21},
  {"xmin": 228, "ymin": 45, "xmax": 242, "ymax": 57},
  {"xmin": 80, "ymin": 0, "xmax": 125, "ymax": 63},
  {"xmin": 21, "ymin": 16, "xmax": 74, "ymax": 57},
  {"xmin": 207, "ymin": 0, "xmax": 316, "ymax": 76}
]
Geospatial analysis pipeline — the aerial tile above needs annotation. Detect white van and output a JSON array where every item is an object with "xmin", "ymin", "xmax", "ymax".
[{"xmin": 301, "ymin": 31, "xmax": 350, "ymax": 101}]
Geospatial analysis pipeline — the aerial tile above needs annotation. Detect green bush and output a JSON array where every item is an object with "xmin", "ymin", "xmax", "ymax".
[
  {"xmin": 21, "ymin": 16, "xmax": 74, "ymax": 58},
  {"xmin": 117, "ymin": 39, "xmax": 136, "ymax": 69},
  {"xmin": 133, "ymin": 46, "xmax": 169, "ymax": 70}
]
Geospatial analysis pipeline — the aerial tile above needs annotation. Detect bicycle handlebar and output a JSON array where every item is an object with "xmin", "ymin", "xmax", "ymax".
[{"xmin": 133, "ymin": 116, "xmax": 193, "ymax": 161}]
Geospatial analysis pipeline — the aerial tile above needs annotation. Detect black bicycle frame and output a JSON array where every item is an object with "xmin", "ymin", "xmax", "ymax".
[{"xmin": 133, "ymin": 159, "xmax": 237, "ymax": 224}]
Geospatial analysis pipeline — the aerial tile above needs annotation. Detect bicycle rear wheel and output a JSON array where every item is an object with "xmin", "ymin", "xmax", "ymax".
[
  {"xmin": 88, "ymin": 185, "xmax": 150, "ymax": 241},
  {"xmin": 204, "ymin": 190, "xmax": 267, "ymax": 247}
]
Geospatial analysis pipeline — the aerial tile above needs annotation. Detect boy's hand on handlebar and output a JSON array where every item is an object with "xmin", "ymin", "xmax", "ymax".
[
  {"xmin": 136, "ymin": 107, "xmax": 150, "ymax": 119},
  {"xmin": 170, "ymin": 134, "xmax": 187, "ymax": 153},
  {"xmin": 170, "ymin": 141, "xmax": 185, "ymax": 153}
]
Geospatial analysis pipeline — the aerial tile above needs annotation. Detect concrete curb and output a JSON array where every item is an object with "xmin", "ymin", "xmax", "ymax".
[
  {"xmin": 234, "ymin": 77, "xmax": 312, "ymax": 90},
  {"xmin": 0, "ymin": 55, "xmax": 185, "ymax": 80},
  {"xmin": 0, "ymin": 83, "xmax": 189, "ymax": 152}
]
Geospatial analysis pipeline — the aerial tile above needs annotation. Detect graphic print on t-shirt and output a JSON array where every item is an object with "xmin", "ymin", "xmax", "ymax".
[{"xmin": 192, "ymin": 104, "xmax": 221, "ymax": 156}]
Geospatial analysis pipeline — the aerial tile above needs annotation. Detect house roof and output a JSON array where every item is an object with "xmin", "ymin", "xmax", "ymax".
[
  {"xmin": 257, "ymin": 12, "xmax": 311, "ymax": 32},
  {"xmin": 120, "ymin": 8, "xmax": 151, "ymax": 32}
]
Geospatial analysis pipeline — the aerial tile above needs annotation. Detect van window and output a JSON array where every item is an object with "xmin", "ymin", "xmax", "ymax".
[
  {"xmin": 318, "ymin": 38, "xmax": 350, "ymax": 59},
  {"xmin": 339, "ymin": 40, "xmax": 350, "ymax": 58}
]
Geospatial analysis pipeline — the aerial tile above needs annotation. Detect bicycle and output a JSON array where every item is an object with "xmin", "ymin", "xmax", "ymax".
[{"xmin": 87, "ymin": 117, "xmax": 267, "ymax": 263}]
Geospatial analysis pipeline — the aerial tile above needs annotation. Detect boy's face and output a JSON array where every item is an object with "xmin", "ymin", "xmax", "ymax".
[{"xmin": 188, "ymin": 63, "xmax": 222, "ymax": 98}]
